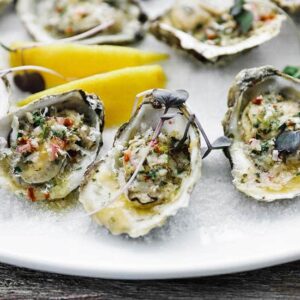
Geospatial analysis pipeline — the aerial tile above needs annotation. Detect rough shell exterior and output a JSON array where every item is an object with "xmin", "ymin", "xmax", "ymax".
[
  {"xmin": 150, "ymin": 0, "xmax": 286, "ymax": 63},
  {"xmin": 16, "ymin": 0, "xmax": 148, "ymax": 45}
]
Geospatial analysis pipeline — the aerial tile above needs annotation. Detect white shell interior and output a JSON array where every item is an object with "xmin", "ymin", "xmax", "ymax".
[
  {"xmin": 227, "ymin": 69, "xmax": 300, "ymax": 201},
  {"xmin": 152, "ymin": 0, "xmax": 286, "ymax": 61},
  {"xmin": 80, "ymin": 102, "xmax": 202, "ymax": 238}
]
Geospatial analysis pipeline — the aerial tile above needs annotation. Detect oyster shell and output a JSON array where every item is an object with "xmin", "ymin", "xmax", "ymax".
[
  {"xmin": 0, "ymin": 89, "xmax": 104, "ymax": 201},
  {"xmin": 16, "ymin": 0, "xmax": 147, "ymax": 45},
  {"xmin": 150, "ymin": 0, "xmax": 286, "ymax": 62},
  {"xmin": 272, "ymin": 0, "xmax": 300, "ymax": 14},
  {"xmin": 223, "ymin": 66, "xmax": 300, "ymax": 201},
  {"xmin": 0, "ymin": 76, "xmax": 10, "ymax": 118},
  {"xmin": 79, "ymin": 89, "xmax": 202, "ymax": 238}
]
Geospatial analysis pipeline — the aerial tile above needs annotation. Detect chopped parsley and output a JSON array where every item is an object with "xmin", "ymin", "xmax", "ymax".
[
  {"xmin": 52, "ymin": 129, "xmax": 66, "ymax": 139},
  {"xmin": 13, "ymin": 166, "xmax": 22, "ymax": 174},
  {"xmin": 230, "ymin": 0, "xmax": 254, "ymax": 34},
  {"xmin": 283, "ymin": 66, "xmax": 300, "ymax": 79},
  {"xmin": 42, "ymin": 126, "xmax": 50, "ymax": 139},
  {"xmin": 32, "ymin": 112, "xmax": 45, "ymax": 127}
]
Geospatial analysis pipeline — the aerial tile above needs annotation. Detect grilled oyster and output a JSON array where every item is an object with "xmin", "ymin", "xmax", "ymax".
[
  {"xmin": 0, "ymin": 89, "xmax": 104, "ymax": 201},
  {"xmin": 16, "ymin": 0, "xmax": 147, "ymax": 44},
  {"xmin": 272, "ymin": 0, "xmax": 300, "ymax": 14},
  {"xmin": 223, "ymin": 66, "xmax": 300, "ymax": 201},
  {"xmin": 79, "ymin": 89, "xmax": 202, "ymax": 238},
  {"xmin": 150, "ymin": 0, "xmax": 286, "ymax": 62}
]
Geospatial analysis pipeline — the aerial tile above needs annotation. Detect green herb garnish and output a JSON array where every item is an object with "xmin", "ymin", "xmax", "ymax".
[
  {"xmin": 148, "ymin": 170, "xmax": 157, "ymax": 181},
  {"xmin": 230, "ymin": 0, "xmax": 254, "ymax": 34},
  {"xmin": 283, "ymin": 66, "xmax": 300, "ymax": 79},
  {"xmin": 52, "ymin": 130, "xmax": 66, "ymax": 139},
  {"xmin": 261, "ymin": 141, "xmax": 270, "ymax": 152},
  {"xmin": 32, "ymin": 112, "xmax": 45, "ymax": 127},
  {"xmin": 13, "ymin": 166, "xmax": 22, "ymax": 174},
  {"xmin": 42, "ymin": 126, "xmax": 50, "ymax": 139}
]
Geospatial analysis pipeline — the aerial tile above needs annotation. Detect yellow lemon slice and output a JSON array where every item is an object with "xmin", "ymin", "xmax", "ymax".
[
  {"xmin": 10, "ymin": 43, "xmax": 168, "ymax": 88},
  {"xmin": 18, "ymin": 65, "xmax": 167, "ymax": 127}
]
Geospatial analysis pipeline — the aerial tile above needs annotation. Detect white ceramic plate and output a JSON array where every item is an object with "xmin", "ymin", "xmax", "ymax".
[{"xmin": 0, "ymin": 1, "xmax": 300, "ymax": 279}]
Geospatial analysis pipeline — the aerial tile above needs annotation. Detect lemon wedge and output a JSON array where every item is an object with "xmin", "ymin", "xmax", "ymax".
[
  {"xmin": 10, "ymin": 43, "xmax": 168, "ymax": 88},
  {"xmin": 18, "ymin": 65, "xmax": 167, "ymax": 127}
]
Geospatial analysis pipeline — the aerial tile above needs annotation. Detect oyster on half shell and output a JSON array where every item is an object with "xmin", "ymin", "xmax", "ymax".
[
  {"xmin": 16, "ymin": 0, "xmax": 147, "ymax": 44},
  {"xmin": 79, "ymin": 89, "xmax": 202, "ymax": 238},
  {"xmin": 223, "ymin": 66, "xmax": 300, "ymax": 201},
  {"xmin": 0, "ymin": 88, "xmax": 104, "ymax": 201},
  {"xmin": 150, "ymin": 0, "xmax": 286, "ymax": 62}
]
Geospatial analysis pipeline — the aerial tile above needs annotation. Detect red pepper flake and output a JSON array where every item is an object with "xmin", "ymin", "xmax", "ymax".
[
  {"xmin": 260, "ymin": 14, "xmax": 275, "ymax": 22},
  {"xmin": 44, "ymin": 192, "xmax": 50, "ymax": 200},
  {"xmin": 51, "ymin": 137, "xmax": 66, "ymax": 150},
  {"xmin": 63, "ymin": 118, "xmax": 74, "ymax": 127},
  {"xmin": 124, "ymin": 151, "xmax": 131, "ymax": 162},
  {"xmin": 18, "ymin": 137, "xmax": 28, "ymax": 145},
  {"xmin": 205, "ymin": 28, "xmax": 218, "ymax": 40},
  {"xmin": 154, "ymin": 145, "xmax": 161, "ymax": 154},
  {"xmin": 251, "ymin": 96, "xmax": 263, "ymax": 105},
  {"xmin": 65, "ymin": 27, "xmax": 74, "ymax": 35},
  {"xmin": 28, "ymin": 187, "xmax": 36, "ymax": 202}
]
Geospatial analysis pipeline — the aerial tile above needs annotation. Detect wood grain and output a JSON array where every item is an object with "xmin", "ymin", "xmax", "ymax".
[{"xmin": 1, "ymin": 261, "xmax": 300, "ymax": 299}]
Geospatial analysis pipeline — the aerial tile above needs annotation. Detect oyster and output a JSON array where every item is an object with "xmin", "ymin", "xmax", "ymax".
[
  {"xmin": 150, "ymin": 0, "xmax": 286, "ymax": 62},
  {"xmin": 272, "ymin": 0, "xmax": 300, "ymax": 14},
  {"xmin": 223, "ymin": 66, "xmax": 300, "ymax": 201},
  {"xmin": 16, "ymin": 0, "xmax": 147, "ymax": 44},
  {"xmin": 0, "ymin": 89, "xmax": 104, "ymax": 201},
  {"xmin": 79, "ymin": 89, "xmax": 202, "ymax": 238}
]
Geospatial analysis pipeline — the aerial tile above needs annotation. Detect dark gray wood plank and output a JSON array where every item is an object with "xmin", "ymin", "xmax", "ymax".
[{"xmin": 1, "ymin": 261, "xmax": 300, "ymax": 299}]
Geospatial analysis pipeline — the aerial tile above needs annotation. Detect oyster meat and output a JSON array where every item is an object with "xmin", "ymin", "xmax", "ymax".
[
  {"xmin": 0, "ymin": 89, "xmax": 104, "ymax": 201},
  {"xmin": 223, "ymin": 66, "xmax": 300, "ymax": 201},
  {"xmin": 79, "ymin": 89, "xmax": 202, "ymax": 238},
  {"xmin": 150, "ymin": 0, "xmax": 286, "ymax": 62},
  {"xmin": 17, "ymin": 0, "xmax": 147, "ymax": 44},
  {"xmin": 272, "ymin": 0, "xmax": 300, "ymax": 14}
]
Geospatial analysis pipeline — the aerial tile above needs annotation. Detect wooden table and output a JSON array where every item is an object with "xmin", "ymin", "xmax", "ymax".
[{"xmin": 1, "ymin": 261, "xmax": 300, "ymax": 299}]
